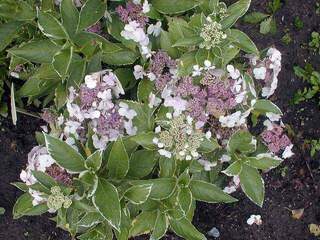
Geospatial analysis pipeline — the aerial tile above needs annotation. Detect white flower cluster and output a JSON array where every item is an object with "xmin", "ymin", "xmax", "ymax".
[
  {"xmin": 251, "ymin": 48, "xmax": 282, "ymax": 98},
  {"xmin": 20, "ymin": 146, "xmax": 55, "ymax": 205},
  {"xmin": 62, "ymin": 70, "xmax": 137, "ymax": 150}
]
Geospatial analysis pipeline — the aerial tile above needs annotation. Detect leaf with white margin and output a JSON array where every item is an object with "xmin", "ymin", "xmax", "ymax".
[{"xmin": 92, "ymin": 178, "xmax": 121, "ymax": 231}]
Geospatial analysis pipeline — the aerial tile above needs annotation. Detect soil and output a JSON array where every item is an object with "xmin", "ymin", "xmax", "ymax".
[{"xmin": 0, "ymin": 0, "xmax": 320, "ymax": 240}]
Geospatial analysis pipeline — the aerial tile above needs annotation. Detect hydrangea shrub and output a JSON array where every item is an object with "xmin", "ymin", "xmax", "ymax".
[{"xmin": 7, "ymin": 0, "xmax": 294, "ymax": 239}]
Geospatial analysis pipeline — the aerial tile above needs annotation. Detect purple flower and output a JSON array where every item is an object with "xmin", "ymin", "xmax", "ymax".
[
  {"xmin": 261, "ymin": 124, "xmax": 292, "ymax": 154},
  {"xmin": 46, "ymin": 165, "xmax": 73, "ymax": 186},
  {"xmin": 41, "ymin": 110, "xmax": 56, "ymax": 124},
  {"xmin": 116, "ymin": 1, "xmax": 148, "ymax": 27}
]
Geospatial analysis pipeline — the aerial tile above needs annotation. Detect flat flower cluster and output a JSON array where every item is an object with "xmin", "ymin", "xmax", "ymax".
[
  {"xmin": 63, "ymin": 70, "xmax": 138, "ymax": 150},
  {"xmin": 117, "ymin": 0, "xmax": 161, "ymax": 58}
]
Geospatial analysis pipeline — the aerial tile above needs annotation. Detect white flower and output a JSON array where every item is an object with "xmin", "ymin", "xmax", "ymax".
[
  {"xmin": 132, "ymin": 0, "xmax": 141, "ymax": 3},
  {"xmin": 64, "ymin": 120, "xmax": 81, "ymax": 137},
  {"xmin": 148, "ymin": 92, "xmax": 161, "ymax": 108},
  {"xmin": 85, "ymin": 75, "xmax": 97, "ymax": 89},
  {"xmin": 220, "ymin": 154, "xmax": 231, "ymax": 163},
  {"xmin": 20, "ymin": 146, "xmax": 55, "ymax": 186},
  {"xmin": 103, "ymin": 72, "xmax": 124, "ymax": 98},
  {"xmin": 219, "ymin": 111, "xmax": 241, "ymax": 128},
  {"xmin": 247, "ymin": 215, "xmax": 262, "ymax": 225},
  {"xmin": 223, "ymin": 185, "xmax": 237, "ymax": 194},
  {"xmin": 147, "ymin": 72, "xmax": 156, "ymax": 81},
  {"xmin": 253, "ymin": 67, "xmax": 267, "ymax": 80},
  {"xmin": 29, "ymin": 189, "xmax": 45, "ymax": 206},
  {"xmin": 282, "ymin": 144, "xmax": 294, "ymax": 159},
  {"xmin": 205, "ymin": 131, "xmax": 212, "ymax": 139},
  {"xmin": 155, "ymin": 126, "xmax": 161, "ymax": 133},
  {"xmin": 266, "ymin": 112, "xmax": 282, "ymax": 122},
  {"xmin": 124, "ymin": 120, "xmax": 138, "ymax": 136},
  {"xmin": 198, "ymin": 159, "xmax": 217, "ymax": 171},
  {"xmin": 227, "ymin": 65, "xmax": 240, "ymax": 79},
  {"xmin": 92, "ymin": 134, "xmax": 109, "ymax": 150},
  {"xmin": 141, "ymin": 45, "xmax": 152, "ymax": 58},
  {"xmin": 142, "ymin": 0, "xmax": 150, "ymax": 13},
  {"xmin": 67, "ymin": 102, "xmax": 84, "ymax": 122},
  {"xmin": 119, "ymin": 102, "xmax": 137, "ymax": 120},
  {"xmin": 166, "ymin": 112, "xmax": 172, "ymax": 119},
  {"xmin": 83, "ymin": 109, "xmax": 101, "ymax": 119},
  {"xmin": 163, "ymin": 96, "xmax": 187, "ymax": 117},
  {"xmin": 192, "ymin": 65, "xmax": 203, "ymax": 77},
  {"xmin": 147, "ymin": 21, "xmax": 162, "ymax": 37},
  {"xmin": 204, "ymin": 60, "xmax": 215, "ymax": 70},
  {"xmin": 97, "ymin": 89, "xmax": 112, "ymax": 100},
  {"xmin": 133, "ymin": 65, "xmax": 144, "ymax": 80},
  {"xmin": 158, "ymin": 149, "xmax": 172, "ymax": 158},
  {"xmin": 121, "ymin": 21, "xmax": 149, "ymax": 46}
]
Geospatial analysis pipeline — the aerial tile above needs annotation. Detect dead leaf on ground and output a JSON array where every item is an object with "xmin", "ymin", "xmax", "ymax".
[
  {"xmin": 309, "ymin": 224, "xmax": 320, "ymax": 237},
  {"xmin": 291, "ymin": 208, "xmax": 304, "ymax": 220}
]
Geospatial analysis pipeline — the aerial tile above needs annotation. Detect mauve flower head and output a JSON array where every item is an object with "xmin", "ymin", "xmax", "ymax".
[
  {"xmin": 41, "ymin": 110, "xmax": 56, "ymax": 124},
  {"xmin": 46, "ymin": 164, "xmax": 73, "ymax": 186},
  {"xmin": 116, "ymin": 1, "xmax": 148, "ymax": 27},
  {"xmin": 62, "ymin": 70, "xmax": 137, "ymax": 150},
  {"xmin": 261, "ymin": 124, "xmax": 292, "ymax": 154},
  {"xmin": 86, "ymin": 22, "xmax": 102, "ymax": 34}
]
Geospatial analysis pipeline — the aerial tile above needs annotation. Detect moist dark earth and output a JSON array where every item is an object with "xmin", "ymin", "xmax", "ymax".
[{"xmin": 1, "ymin": 0, "xmax": 320, "ymax": 239}]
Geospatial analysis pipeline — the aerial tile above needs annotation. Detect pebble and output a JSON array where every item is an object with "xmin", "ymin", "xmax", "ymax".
[{"xmin": 207, "ymin": 227, "xmax": 220, "ymax": 238}]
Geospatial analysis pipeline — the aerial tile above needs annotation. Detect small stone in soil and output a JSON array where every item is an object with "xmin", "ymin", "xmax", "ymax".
[{"xmin": 208, "ymin": 227, "xmax": 220, "ymax": 238}]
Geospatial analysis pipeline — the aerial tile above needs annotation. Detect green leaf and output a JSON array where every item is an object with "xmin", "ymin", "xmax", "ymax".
[
  {"xmin": 131, "ymin": 178, "xmax": 177, "ymax": 200},
  {"xmin": 17, "ymin": 64, "xmax": 61, "ymax": 97},
  {"xmin": 198, "ymin": 138, "xmax": 220, "ymax": 153},
  {"xmin": 37, "ymin": 10, "xmax": 67, "ymax": 39},
  {"xmin": 189, "ymin": 180, "xmax": 237, "ymax": 203},
  {"xmin": 239, "ymin": 164, "xmax": 265, "ymax": 207},
  {"xmin": 228, "ymin": 130, "xmax": 256, "ymax": 154},
  {"xmin": 101, "ymin": 41, "xmax": 139, "ymax": 66},
  {"xmin": 150, "ymin": 211, "xmax": 168, "ymax": 240},
  {"xmin": 52, "ymin": 47, "xmax": 73, "ymax": 79},
  {"xmin": 121, "ymin": 100, "xmax": 154, "ymax": 133},
  {"xmin": 178, "ymin": 50, "xmax": 197, "ymax": 76},
  {"xmin": 245, "ymin": 156, "xmax": 282, "ymax": 170},
  {"xmin": 13, "ymin": 193, "xmax": 48, "ymax": 219},
  {"xmin": 129, "ymin": 132, "xmax": 157, "ymax": 150},
  {"xmin": 11, "ymin": 182, "xmax": 29, "ymax": 192},
  {"xmin": 0, "ymin": 21, "xmax": 23, "ymax": 52},
  {"xmin": 78, "ymin": 223, "xmax": 113, "ymax": 240},
  {"xmin": 127, "ymin": 150, "xmax": 158, "ymax": 178},
  {"xmin": 160, "ymin": 30, "xmax": 179, "ymax": 58},
  {"xmin": 0, "ymin": 207, "xmax": 5, "ymax": 215},
  {"xmin": 152, "ymin": 0, "xmax": 201, "ymax": 15},
  {"xmin": 92, "ymin": 178, "xmax": 121, "ymax": 231},
  {"xmin": 169, "ymin": 217, "xmax": 206, "ymax": 240},
  {"xmin": 115, "ymin": 68, "xmax": 136, "ymax": 91},
  {"xmin": 124, "ymin": 184, "xmax": 153, "ymax": 204},
  {"xmin": 67, "ymin": 57, "xmax": 86, "ymax": 88},
  {"xmin": 32, "ymin": 171, "xmax": 57, "ymax": 189},
  {"xmin": 221, "ymin": 0, "xmax": 251, "ymax": 29},
  {"xmin": 260, "ymin": 17, "xmax": 272, "ymax": 34},
  {"xmin": 178, "ymin": 187, "xmax": 192, "ymax": 215},
  {"xmin": 61, "ymin": 0, "xmax": 79, "ymax": 39},
  {"xmin": 77, "ymin": 0, "xmax": 107, "ymax": 31},
  {"xmin": 129, "ymin": 211, "xmax": 157, "ymax": 237},
  {"xmin": 222, "ymin": 161, "xmax": 242, "ymax": 176},
  {"xmin": 137, "ymin": 79, "xmax": 155, "ymax": 103},
  {"xmin": 243, "ymin": 12, "xmax": 269, "ymax": 24},
  {"xmin": 77, "ymin": 212, "xmax": 104, "ymax": 228},
  {"xmin": 45, "ymin": 134, "xmax": 86, "ymax": 173},
  {"xmin": 229, "ymin": 29, "xmax": 259, "ymax": 55},
  {"xmin": 8, "ymin": 39, "xmax": 61, "ymax": 64},
  {"xmin": 172, "ymin": 36, "xmax": 203, "ymax": 47},
  {"xmin": 55, "ymin": 83, "xmax": 67, "ymax": 109},
  {"xmin": 85, "ymin": 150, "xmax": 102, "ymax": 172},
  {"xmin": 107, "ymin": 138, "xmax": 129, "ymax": 179},
  {"xmin": 253, "ymin": 99, "xmax": 283, "ymax": 115},
  {"xmin": 159, "ymin": 156, "xmax": 176, "ymax": 178}
]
